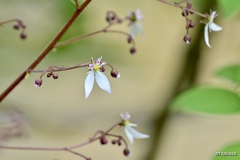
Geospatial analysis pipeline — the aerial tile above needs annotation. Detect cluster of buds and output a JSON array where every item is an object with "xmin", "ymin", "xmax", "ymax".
[
  {"xmin": 98, "ymin": 132, "xmax": 130, "ymax": 157},
  {"xmin": 46, "ymin": 71, "xmax": 58, "ymax": 79},
  {"xmin": 97, "ymin": 112, "xmax": 149, "ymax": 157},
  {"xmin": 104, "ymin": 9, "xmax": 143, "ymax": 55},
  {"xmin": 105, "ymin": 11, "xmax": 122, "ymax": 24},
  {"xmin": 34, "ymin": 67, "xmax": 60, "ymax": 87},
  {"xmin": 12, "ymin": 20, "xmax": 27, "ymax": 40},
  {"xmin": 32, "ymin": 57, "xmax": 120, "ymax": 99},
  {"xmin": 181, "ymin": 1, "xmax": 195, "ymax": 44}
]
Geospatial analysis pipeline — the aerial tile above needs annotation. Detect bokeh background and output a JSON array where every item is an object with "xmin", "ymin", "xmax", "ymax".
[{"xmin": 1, "ymin": 0, "xmax": 240, "ymax": 160}]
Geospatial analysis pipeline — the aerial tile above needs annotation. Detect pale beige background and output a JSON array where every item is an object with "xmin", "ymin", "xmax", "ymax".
[{"xmin": 0, "ymin": 0, "xmax": 240, "ymax": 160}]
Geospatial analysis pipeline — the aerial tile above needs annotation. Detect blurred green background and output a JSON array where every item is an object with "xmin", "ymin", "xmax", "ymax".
[{"xmin": 1, "ymin": 0, "xmax": 240, "ymax": 160}]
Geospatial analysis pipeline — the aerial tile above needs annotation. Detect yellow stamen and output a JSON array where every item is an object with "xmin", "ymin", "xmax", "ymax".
[
  {"xmin": 123, "ymin": 120, "xmax": 130, "ymax": 126},
  {"xmin": 93, "ymin": 64, "xmax": 100, "ymax": 71}
]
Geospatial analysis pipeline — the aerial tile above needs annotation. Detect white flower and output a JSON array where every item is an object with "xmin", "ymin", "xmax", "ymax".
[
  {"xmin": 84, "ymin": 57, "xmax": 111, "ymax": 99},
  {"xmin": 204, "ymin": 10, "xmax": 222, "ymax": 48},
  {"xmin": 120, "ymin": 112, "xmax": 149, "ymax": 144},
  {"xmin": 128, "ymin": 9, "xmax": 144, "ymax": 38}
]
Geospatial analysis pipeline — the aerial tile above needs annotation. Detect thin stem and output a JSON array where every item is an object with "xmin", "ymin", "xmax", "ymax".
[
  {"xmin": 74, "ymin": 0, "xmax": 79, "ymax": 8},
  {"xmin": 158, "ymin": 0, "xmax": 207, "ymax": 18},
  {"xmin": 55, "ymin": 21, "xmax": 131, "ymax": 48},
  {"xmin": 55, "ymin": 30, "xmax": 103, "ymax": 48},
  {"xmin": 0, "ymin": 0, "xmax": 92, "ymax": 103},
  {"xmin": 28, "ymin": 63, "xmax": 90, "ymax": 73},
  {"xmin": 0, "ymin": 19, "xmax": 20, "ymax": 26},
  {"xmin": 105, "ymin": 122, "xmax": 121, "ymax": 133},
  {"xmin": 56, "ymin": 28, "xmax": 135, "ymax": 48}
]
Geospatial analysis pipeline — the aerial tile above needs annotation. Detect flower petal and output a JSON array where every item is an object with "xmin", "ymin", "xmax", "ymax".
[
  {"xmin": 95, "ymin": 71, "xmax": 111, "ymax": 94},
  {"xmin": 84, "ymin": 71, "xmax": 95, "ymax": 99},
  {"xmin": 136, "ymin": 9, "xmax": 143, "ymax": 20},
  {"xmin": 130, "ymin": 22, "xmax": 144, "ymax": 38},
  {"xmin": 209, "ymin": 23, "xmax": 222, "ymax": 32},
  {"xmin": 120, "ymin": 112, "xmax": 131, "ymax": 120},
  {"xmin": 204, "ymin": 23, "xmax": 211, "ymax": 48},
  {"xmin": 126, "ymin": 125, "xmax": 149, "ymax": 140},
  {"xmin": 124, "ymin": 126, "xmax": 134, "ymax": 144}
]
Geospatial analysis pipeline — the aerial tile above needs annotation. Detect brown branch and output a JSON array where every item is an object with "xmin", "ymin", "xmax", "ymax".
[{"xmin": 0, "ymin": 0, "xmax": 92, "ymax": 103}]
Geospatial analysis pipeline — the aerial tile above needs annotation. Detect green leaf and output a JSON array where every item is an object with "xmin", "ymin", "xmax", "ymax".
[
  {"xmin": 212, "ymin": 142, "xmax": 240, "ymax": 160},
  {"xmin": 217, "ymin": 65, "xmax": 240, "ymax": 83},
  {"xmin": 171, "ymin": 86, "xmax": 240, "ymax": 114},
  {"xmin": 217, "ymin": 0, "xmax": 240, "ymax": 17}
]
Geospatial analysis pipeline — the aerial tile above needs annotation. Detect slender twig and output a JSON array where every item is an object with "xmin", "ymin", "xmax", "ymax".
[
  {"xmin": 74, "ymin": 0, "xmax": 79, "ymax": 8},
  {"xmin": 158, "ymin": 0, "xmax": 207, "ymax": 18},
  {"xmin": 28, "ymin": 63, "xmax": 90, "ymax": 73},
  {"xmin": 0, "ymin": 19, "xmax": 20, "ymax": 26},
  {"xmin": 0, "ymin": 0, "xmax": 92, "ymax": 103},
  {"xmin": 55, "ymin": 20, "xmax": 131, "ymax": 48}
]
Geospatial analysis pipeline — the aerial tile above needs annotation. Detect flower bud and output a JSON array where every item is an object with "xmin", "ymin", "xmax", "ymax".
[
  {"xmin": 187, "ymin": 20, "xmax": 195, "ymax": 28},
  {"xmin": 47, "ymin": 72, "xmax": 52, "ymax": 78},
  {"xmin": 123, "ymin": 148, "xmax": 130, "ymax": 157},
  {"xmin": 34, "ymin": 78, "xmax": 42, "ymax": 87},
  {"xmin": 111, "ymin": 139, "xmax": 117, "ymax": 145},
  {"xmin": 110, "ymin": 69, "xmax": 120, "ymax": 78},
  {"xmin": 13, "ymin": 24, "xmax": 20, "ymax": 30},
  {"xmin": 130, "ymin": 47, "xmax": 136, "ymax": 55},
  {"xmin": 187, "ymin": 3, "xmax": 194, "ymax": 14},
  {"xmin": 127, "ymin": 36, "xmax": 133, "ymax": 44},
  {"xmin": 20, "ymin": 33, "xmax": 27, "ymax": 40},
  {"xmin": 52, "ymin": 73, "xmax": 58, "ymax": 79},
  {"xmin": 118, "ymin": 140, "xmax": 122, "ymax": 146},
  {"xmin": 183, "ymin": 35, "xmax": 191, "ymax": 44},
  {"xmin": 181, "ymin": 10, "xmax": 189, "ymax": 17},
  {"xmin": 106, "ymin": 11, "xmax": 116, "ymax": 23},
  {"xmin": 100, "ymin": 136, "xmax": 108, "ymax": 145},
  {"xmin": 100, "ymin": 65, "xmax": 105, "ymax": 72}
]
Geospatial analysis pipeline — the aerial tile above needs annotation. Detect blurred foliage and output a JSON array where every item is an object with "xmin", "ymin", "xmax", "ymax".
[
  {"xmin": 217, "ymin": 65, "xmax": 240, "ymax": 83},
  {"xmin": 217, "ymin": 0, "xmax": 240, "ymax": 17},
  {"xmin": 171, "ymin": 86, "xmax": 240, "ymax": 114}
]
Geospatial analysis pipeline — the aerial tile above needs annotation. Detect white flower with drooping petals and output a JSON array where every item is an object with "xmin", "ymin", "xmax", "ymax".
[
  {"xmin": 204, "ymin": 10, "xmax": 222, "ymax": 48},
  {"xmin": 128, "ymin": 9, "xmax": 144, "ymax": 38},
  {"xmin": 84, "ymin": 57, "xmax": 111, "ymax": 99},
  {"xmin": 120, "ymin": 112, "xmax": 149, "ymax": 144}
]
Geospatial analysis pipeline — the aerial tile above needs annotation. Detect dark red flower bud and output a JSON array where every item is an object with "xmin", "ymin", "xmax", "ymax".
[
  {"xmin": 100, "ymin": 136, "xmax": 108, "ymax": 145},
  {"xmin": 127, "ymin": 36, "xmax": 133, "ymax": 44},
  {"xmin": 106, "ymin": 11, "xmax": 116, "ymax": 23},
  {"xmin": 111, "ymin": 139, "xmax": 117, "ymax": 145},
  {"xmin": 100, "ymin": 65, "xmax": 105, "ymax": 72},
  {"xmin": 20, "ymin": 33, "xmax": 27, "ymax": 40},
  {"xmin": 123, "ymin": 148, "xmax": 130, "ymax": 157},
  {"xmin": 53, "ymin": 74, "xmax": 58, "ymax": 79},
  {"xmin": 130, "ymin": 47, "xmax": 136, "ymax": 55},
  {"xmin": 13, "ymin": 24, "xmax": 20, "ymax": 30},
  {"xmin": 118, "ymin": 140, "xmax": 122, "ymax": 146},
  {"xmin": 183, "ymin": 35, "xmax": 191, "ymax": 44},
  {"xmin": 187, "ymin": 3, "xmax": 194, "ymax": 14},
  {"xmin": 34, "ymin": 78, "xmax": 42, "ymax": 87},
  {"xmin": 110, "ymin": 69, "xmax": 120, "ymax": 78},
  {"xmin": 47, "ymin": 72, "xmax": 52, "ymax": 78},
  {"xmin": 181, "ymin": 10, "xmax": 189, "ymax": 17},
  {"xmin": 188, "ymin": 20, "xmax": 195, "ymax": 28}
]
